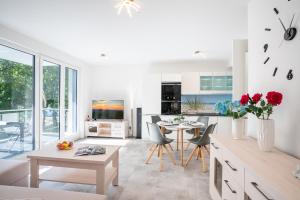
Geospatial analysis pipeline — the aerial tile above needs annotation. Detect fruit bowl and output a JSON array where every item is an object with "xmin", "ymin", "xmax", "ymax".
[{"xmin": 56, "ymin": 141, "xmax": 74, "ymax": 150}]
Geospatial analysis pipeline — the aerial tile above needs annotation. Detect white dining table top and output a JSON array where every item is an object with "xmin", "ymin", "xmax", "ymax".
[{"xmin": 157, "ymin": 121, "xmax": 205, "ymax": 131}]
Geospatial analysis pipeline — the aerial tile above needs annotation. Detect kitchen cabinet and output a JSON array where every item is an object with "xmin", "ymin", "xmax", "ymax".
[
  {"xmin": 161, "ymin": 73, "xmax": 181, "ymax": 82},
  {"xmin": 181, "ymin": 72, "xmax": 200, "ymax": 94},
  {"xmin": 199, "ymin": 72, "xmax": 232, "ymax": 94}
]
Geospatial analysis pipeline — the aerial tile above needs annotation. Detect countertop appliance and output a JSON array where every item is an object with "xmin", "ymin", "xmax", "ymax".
[{"xmin": 161, "ymin": 82, "xmax": 181, "ymax": 115}]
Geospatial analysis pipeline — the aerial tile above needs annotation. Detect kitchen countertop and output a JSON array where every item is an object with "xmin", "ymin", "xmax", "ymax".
[{"xmin": 143, "ymin": 113, "xmax": 226, "ymax": 117}]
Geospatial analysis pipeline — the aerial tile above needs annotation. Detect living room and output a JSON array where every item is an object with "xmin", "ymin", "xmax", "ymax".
[{"xmin": 0, "ymin": 0, "xmax": 299, "ymax": 200}]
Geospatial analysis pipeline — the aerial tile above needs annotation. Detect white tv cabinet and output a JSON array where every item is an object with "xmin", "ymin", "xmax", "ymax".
[{"xmin": 85, "ymin": 120, "xmax": 128, "ymax": 139}]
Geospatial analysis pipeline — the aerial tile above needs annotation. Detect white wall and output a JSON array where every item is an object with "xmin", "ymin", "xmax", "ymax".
[
  {"xmin": 0, "ymin": 24, "xmax": 91, "ymax": 140},
  {"xmin": 248, "ymin": 0, "xmax": 300, "ymax": 158},
  {"xmin": 89, "ymin": 61, "xmax": 232, "ymax": 138},
  {"xmin": 88, "ymin": 65, "xmax": 146, "ymax": 137},
  {"xmin": 232, "ymin": 39, "xmax": 248, "ymax": 99}
]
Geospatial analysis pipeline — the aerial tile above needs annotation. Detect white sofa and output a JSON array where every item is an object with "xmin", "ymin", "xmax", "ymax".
[{"xmin": 0, "ymin": 159, "xmax": 29, "ymax": 187}]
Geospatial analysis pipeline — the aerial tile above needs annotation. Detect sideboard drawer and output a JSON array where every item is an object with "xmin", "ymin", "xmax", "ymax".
[
  {"xmin": 245, "ymin": 169, "xmax": 281, "ymax": 200},
  {"xmin": 210, "ymin": 138, "xmax": 223, "ymax": 160},
  {"xmin": 222, "ymin": 148, "xmax": 244, "ymax": 186},
  {"xmin": 222, "ymin": 168, "xmax": 243, "ymax": 200}
]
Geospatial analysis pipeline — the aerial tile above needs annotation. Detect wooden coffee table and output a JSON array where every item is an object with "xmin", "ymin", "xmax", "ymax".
[{"xmin": 27, "ymin": 144, "xmax": 120, "ymax": 195}]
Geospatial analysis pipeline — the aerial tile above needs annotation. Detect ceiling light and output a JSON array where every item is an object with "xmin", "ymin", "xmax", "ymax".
[
  {"xmin": 194, "ymin": 50, "xmax": 207, "ymax": 58},
  {"xmin": 115, "ymin": 0, "xmax": 140, "ymax": 17}
]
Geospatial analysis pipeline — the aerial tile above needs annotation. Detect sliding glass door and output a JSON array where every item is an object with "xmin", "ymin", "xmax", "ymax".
[
  {"xmin": 64, "ymin": 67, "xmax": 77, "ymax": 137},
  {"xmin": 0, "ymin": 41, "xmax": 79, "ymax": 156},
  {"xmin": 0, "ymin": 44, "xmax": 35, "ymax": 158},
  {"xmin": 41, "ymin": 61, "xmax": 60, "ymax": 146}
]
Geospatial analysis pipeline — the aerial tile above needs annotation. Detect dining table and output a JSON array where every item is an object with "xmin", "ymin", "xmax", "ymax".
[{"xmin": 157, "ymin": 121, "xmax": 205, "ymax": 166}]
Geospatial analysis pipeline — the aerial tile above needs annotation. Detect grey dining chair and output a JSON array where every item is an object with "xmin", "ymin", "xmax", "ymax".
[
  {"xmin": 185, "ymin": 123, "xmax": 217, "ymax": 172},
  {"xmin": 151, "ymin": 115, "xmax": 172, "ymax": 135},
  {"xmin": 145, "ymin": 122, "xmax": 176, "ymax": 171},
  {"xmin": 186, "ymin": 116, "xmax": 209, "ymax": 135},
  {"xmin": 185, "ymin": 116, "xmax": 209, "ymax": 150}
]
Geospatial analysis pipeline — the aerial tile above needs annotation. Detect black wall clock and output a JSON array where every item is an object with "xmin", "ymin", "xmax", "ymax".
[{"xmin": 263, "ymin": 1, "xmax": 297, "ymax": 80}]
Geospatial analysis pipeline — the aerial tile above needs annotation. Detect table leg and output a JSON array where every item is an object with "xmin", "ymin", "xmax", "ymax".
[
  {"xmin": 30, "ymin": 159, "xmax": 39, "ymax": 188},
  {"xmin": 195, "ymin": 128, "xmax": 200, "ymax": 137},
  {"xmin": 180, "ymin": 129, "xmax": 184, "ymax": 166},
  {"xmin": 112, "ymin": 151, "xmax": 119, "ymax": 186},
  {"xmin": 96, "ymin": 166, "xmax": 106, "ymax": 195},
  {"xmin": 176, "ymin": 130, "xmax": 179, "ymax": 151}
]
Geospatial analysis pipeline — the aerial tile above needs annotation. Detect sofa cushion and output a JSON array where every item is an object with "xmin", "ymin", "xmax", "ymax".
[{"xmin": 0, "ymin": 159, "xmax": 29, "ymax": 186}]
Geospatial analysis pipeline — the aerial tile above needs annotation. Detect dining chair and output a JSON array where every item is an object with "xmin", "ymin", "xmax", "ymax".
[
  {"xmin": 151, "ymin": 115, "xmax": 172, "ymax": 135},
  {"xmin": 185, "ymin": 116, "xmax": 209, "ymax": 150},
  {"xmin": 145, "ymin": 122, "xmax": 176, "ymax": 171},
  {"xmin": 185, "ymin": 123, "xmax": 217, "ymax": 172}
]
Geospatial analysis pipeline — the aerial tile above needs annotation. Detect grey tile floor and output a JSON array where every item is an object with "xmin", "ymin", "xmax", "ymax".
[{"xmin": 39, "ymin": 138, "xmax": 212, "ymax": 200}]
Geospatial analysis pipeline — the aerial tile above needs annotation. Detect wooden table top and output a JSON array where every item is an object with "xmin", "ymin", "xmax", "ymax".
[
  {"xmin": 27, "ymin": 144, "xmax": 121, "ymax": 165},
  {"xmin": 157, "ymin": 121, "xmax": 204, "ymax": 131},
  {"xmin": 0, "ymin": 185, "xmax": 107, "ymax": 200}
]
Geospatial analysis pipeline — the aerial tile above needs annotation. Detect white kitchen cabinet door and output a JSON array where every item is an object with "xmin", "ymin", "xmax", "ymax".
[
  {"xmin": 142, "ymin": 73, "xmax": 161, "ymax": 115},
  {"xmin": 181, "ymin": 72, "xmax": 200, "ymax": 94},
  {"xmin": 161, "ymin": 73, "xmax": 181, "ymax": 82}
]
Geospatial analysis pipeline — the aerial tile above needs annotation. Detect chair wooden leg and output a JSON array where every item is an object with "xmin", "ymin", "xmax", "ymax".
[
  {"xmin": 196, "ymin": 147, "xmax": 201, "ymax": 160},
  {"xmin": 168, "ymin": 144, "xmax": 174, "ymax": 152},
  {"xmin": 157, "ymin": 145, "xmax": 161, "ymax": 157},
  {"xmin": 159, "ymin": 145, "xmax": 164, "ymax": 171},
  {"xmin": 145, "ymin": 144, "xmax": 157, "ymax": 164},
  {"xmin": 200, "ymin": 148, "xmax": 207, "ymax": 172},
  {"xmin": 163, "ymin": 145, "xmax": 176, "ymax": 165},
  {"xmin": 185, "ymin": 146, "xmax": 198, "ymax": 167}
]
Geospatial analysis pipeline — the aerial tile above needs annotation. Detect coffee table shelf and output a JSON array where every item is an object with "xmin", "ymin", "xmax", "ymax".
[{"xmin": 40, "ymin": 166, "xmax": 117, "ymax": 188}]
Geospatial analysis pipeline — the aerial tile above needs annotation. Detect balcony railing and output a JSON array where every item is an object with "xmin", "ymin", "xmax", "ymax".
[{"xmin": 0, "ymin": 108, "xmax": 65, "ymax": 159}]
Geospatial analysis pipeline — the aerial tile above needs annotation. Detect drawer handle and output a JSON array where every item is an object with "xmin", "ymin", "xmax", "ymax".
[
  {"xmin": 225, "ymin": 160, "xmax": 237, "ymax": 171},
  {"xmin": 251, "ymin": 182, "xmax": 273, "ymax": 200},
  {"xmin": 211, "ymin": 143, "xmax": 219, "ymax": 149},
  {"xmin": 224, "ymin": 180, "xmax": 236, "ymax": 194}
]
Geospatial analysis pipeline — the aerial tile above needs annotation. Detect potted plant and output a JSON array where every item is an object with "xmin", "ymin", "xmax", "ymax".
[
  {"xmin": 215, "ymin": 100, "xmax": 247, "ymax": 139},
  {"xmin": 241, "ymin": 91, "xmax": 283, "ymax": 151},
  {"xmin": 173, "ymin": 115, "xmax": 185, "ymax": 124}
]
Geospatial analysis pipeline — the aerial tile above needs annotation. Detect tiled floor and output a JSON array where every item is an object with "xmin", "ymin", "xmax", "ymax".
[{"xmin": 39, "ymin": 137, "xmax": 212, "ymax": 200}]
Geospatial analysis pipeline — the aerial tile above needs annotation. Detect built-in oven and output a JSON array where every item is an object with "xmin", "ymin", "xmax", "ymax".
[
  {"xmin": 161, "ymin": 82, "xmax": 181, "ymax": 101},
  {"xmin": 161, "ymin": 101, "xmax": 181, "ymax": 115},
  {"xmin": 161, "ymin": 82, "xmax": 181, "ymax": 115}
]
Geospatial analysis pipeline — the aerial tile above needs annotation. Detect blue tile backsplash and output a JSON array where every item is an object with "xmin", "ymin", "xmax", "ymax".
[{"xmin": 181, "ymin": 94, "xmax": 232, "ymax": 113}]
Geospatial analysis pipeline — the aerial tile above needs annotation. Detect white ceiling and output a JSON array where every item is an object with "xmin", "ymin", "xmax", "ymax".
[{"xmin": 0, "ymin": 0, "xmax": 249, "ymax": 66}]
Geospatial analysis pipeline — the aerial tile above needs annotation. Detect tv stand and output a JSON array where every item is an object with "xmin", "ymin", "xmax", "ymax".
[{"xmin": 84, "ymin": 120, "xmax": 128, "ymax": 139}]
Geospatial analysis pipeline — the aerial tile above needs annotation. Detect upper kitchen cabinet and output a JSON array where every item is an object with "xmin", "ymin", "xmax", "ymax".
[
  {"xmin": 181, "ymin": 72, "xmax": 200, "ymax": 95},
  {"xmin": 199, "ymin": 72, "xmax": 232, "ymax": 94},
  {"xmin": 161, "ymin": 73, "xmax": 181, "ymax": 82},
  {"xmin": 142, "ymin": 73, "xmax": 161, "ymax": 114}
]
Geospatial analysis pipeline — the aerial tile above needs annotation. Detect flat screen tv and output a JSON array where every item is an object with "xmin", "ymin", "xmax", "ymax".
[{"xmin": 92, "ymin": 100, "xmax": 124, "ymax": 120}]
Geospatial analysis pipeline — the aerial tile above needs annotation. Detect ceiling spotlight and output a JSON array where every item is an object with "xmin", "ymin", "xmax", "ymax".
[
  {"xmin": 194, "ymin": 50, "xmax": 207, "ymax": 58},
  {"xmin": 115, "ymin": 0, "xmax": 140, "ymax": 17}
]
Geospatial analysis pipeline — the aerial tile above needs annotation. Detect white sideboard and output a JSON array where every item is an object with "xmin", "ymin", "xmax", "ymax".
[
  {"xmin": 209, "ymin": 134, "xmax": 300, "ymax": 200},
  {"xmin": 85, "ymin": 120, "xmax": 128, "ymax": 139}
]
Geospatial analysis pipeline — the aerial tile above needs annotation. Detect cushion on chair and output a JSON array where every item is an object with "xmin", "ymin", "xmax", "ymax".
[{"xmin": 0, "ymin": 159, "xmax": 29, "ymax": 186}]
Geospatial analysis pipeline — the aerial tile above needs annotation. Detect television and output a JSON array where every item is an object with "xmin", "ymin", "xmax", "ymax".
[{"xmin": 92, "ymin": 100, "xmax": 124, "ymax": 120}]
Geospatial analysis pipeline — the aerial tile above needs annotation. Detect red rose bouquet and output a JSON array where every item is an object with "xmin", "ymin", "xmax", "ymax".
[{"xmin": 240, "ymin": 91, "xmax": 283, "ymax": 120}]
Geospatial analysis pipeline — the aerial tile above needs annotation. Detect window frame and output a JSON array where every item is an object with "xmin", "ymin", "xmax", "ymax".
[{"xmin": 0, "ymin": 39, "xmax": 80, "ymax": 150}]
